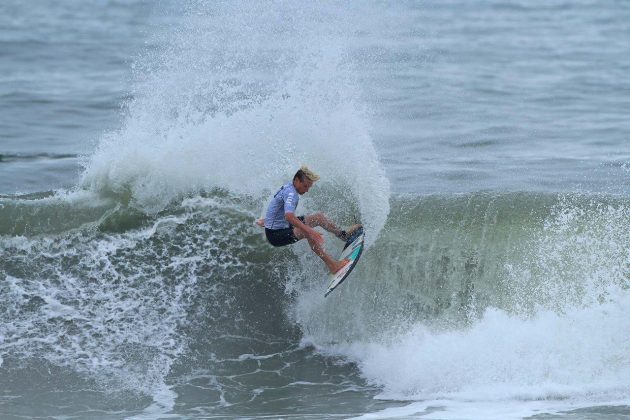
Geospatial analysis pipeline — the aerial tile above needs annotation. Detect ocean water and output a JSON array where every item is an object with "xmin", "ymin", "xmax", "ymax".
[{"xmin": 1, "ymin": 1, "xmax": 629, "ymax": 419}]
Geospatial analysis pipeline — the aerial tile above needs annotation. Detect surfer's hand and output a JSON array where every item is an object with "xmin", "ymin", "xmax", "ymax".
[{"xmin": 256, "ymin": 218, "xmax": 265, "ymax": 227}]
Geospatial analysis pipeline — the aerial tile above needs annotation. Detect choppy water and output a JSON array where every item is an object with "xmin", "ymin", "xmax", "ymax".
[{"xmin": 1, "ymin": 1, "xmax": 629, "ymax": 419}]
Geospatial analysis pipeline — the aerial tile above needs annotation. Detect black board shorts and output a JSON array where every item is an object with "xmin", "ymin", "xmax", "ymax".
[{"xmin": 265, "ymin": 216, "xmax": 305, "ymax": 247}]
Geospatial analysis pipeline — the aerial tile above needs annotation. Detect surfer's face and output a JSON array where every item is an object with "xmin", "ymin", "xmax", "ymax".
[{"xmin": 294, "ymin": 178, "xmax": 314, "ymax": 195}]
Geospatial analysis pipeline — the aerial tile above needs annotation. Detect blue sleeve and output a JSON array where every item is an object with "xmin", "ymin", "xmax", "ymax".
[{"xmin": 283, "ymin": 190, "xmax": 298, "ymax": 214}]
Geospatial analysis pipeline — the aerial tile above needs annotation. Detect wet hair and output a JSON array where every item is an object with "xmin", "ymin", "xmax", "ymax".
[{"xmin": 293, "ymin": 165, "xmax": 320, "ymax": 182}]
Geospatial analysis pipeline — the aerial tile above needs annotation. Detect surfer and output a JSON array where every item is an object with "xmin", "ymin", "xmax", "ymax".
[{"xmin": 257, "ymin": 166, "xmax": 361, "ymax": 274}]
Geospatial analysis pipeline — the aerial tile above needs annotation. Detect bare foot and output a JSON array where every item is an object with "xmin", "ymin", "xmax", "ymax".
[{"xmin": 330, "ymin": 258, "xmax": 351, "ymax": 274}]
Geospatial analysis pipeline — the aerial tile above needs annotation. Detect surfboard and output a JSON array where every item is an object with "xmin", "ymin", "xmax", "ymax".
[{"xmin": 324, "ymin": 226, "xmax": 365, "ymax": 297}]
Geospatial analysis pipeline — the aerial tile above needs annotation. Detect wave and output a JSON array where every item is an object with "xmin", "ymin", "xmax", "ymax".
[
  {"xmin": 0, "ymin": 192, "xmax": 282, "ymax": 397},
  {"xmin": 299, "ymin": 193, "xmax": 628, "ymax": 337},
  {"xmin": 1, "ymin": 188, "xmax": 629, "ymax": 412},
  {"xmin": 2, "ymin": 0, "xmax": 629, "ymax": 413},
  {"xmin": 295, "ymin": 192, "xmax": 630, "ymax": 406}
]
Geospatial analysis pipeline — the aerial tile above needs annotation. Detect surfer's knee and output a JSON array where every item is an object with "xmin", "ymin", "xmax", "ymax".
[
  {"xmin": 305, "ymin": 236, "xmax": 324, "ymax": 254},
  {"xmin": 292, "ymin": 226, "xmax": 305, "ymax": 241},
  {"xmin": 308, "ymin": 212, "xmax": 326, "ymax": 225}
]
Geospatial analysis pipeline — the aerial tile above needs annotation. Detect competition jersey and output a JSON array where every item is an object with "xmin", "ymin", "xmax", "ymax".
[{"xmin": 264, "ymin": 182, "xmax": 299, "ymax": 230}]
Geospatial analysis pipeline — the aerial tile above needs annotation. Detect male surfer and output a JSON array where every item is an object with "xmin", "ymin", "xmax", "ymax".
[{"xmin": 256, "ymin": 166, "xmax": 361, "ymax": 274}]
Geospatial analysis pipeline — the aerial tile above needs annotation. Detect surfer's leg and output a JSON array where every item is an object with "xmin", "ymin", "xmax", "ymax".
[
  {"xmin": 293, "ymin": 226, "xmax": 349, "ymax": 273},
  {"xmin": 304, "ymin": 213, "xmax": 362, "ymax": 241},
  {"xmin": 303, "ymin": 212, "xmax": 343, "ymax": 237},
  {"xmin": 305, "ymin": 241, "xmax": 349, "ymax": 274}
]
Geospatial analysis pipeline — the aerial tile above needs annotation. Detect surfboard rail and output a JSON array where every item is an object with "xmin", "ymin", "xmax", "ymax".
[{"xmin": 324, "ymin": 227, "xmax": 365, "ymax": 297}]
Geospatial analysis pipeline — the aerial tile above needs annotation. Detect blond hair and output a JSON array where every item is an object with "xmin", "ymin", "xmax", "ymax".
[{"xmin": 295, "ymin": 165, "xmax": 320, "ymax": 182}]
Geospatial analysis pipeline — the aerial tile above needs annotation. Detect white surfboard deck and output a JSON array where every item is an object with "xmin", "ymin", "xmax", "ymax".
[{"xmin": 324, "ymin": 227, "xmax": 365, "ymax": 297}]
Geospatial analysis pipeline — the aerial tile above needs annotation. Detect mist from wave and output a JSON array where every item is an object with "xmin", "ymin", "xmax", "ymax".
[{"xmin": 78, "ymin": 1, "xmax": 390, "ymax": 242}]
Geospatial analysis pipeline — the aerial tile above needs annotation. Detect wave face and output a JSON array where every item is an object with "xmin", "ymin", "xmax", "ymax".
[
  {"xmin": 0, "ymin": 192, "xmax": 289, "ymax": 412},
  {"xmin": 2, "ymin": 191, "xmax": 629, "ymax": 416},
  {"xmin": 300, "ymin": 193, "xmax": 630, "ymax": 409},
  {"xmin": 299, "ymin": 193, "xmax": 630, "ymax": 336}
]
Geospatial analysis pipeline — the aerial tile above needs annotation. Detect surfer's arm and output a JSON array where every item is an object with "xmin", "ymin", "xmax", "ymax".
[{"xmin": 256, "ymin": 218, "xmax": 264, "ymax": 227}]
